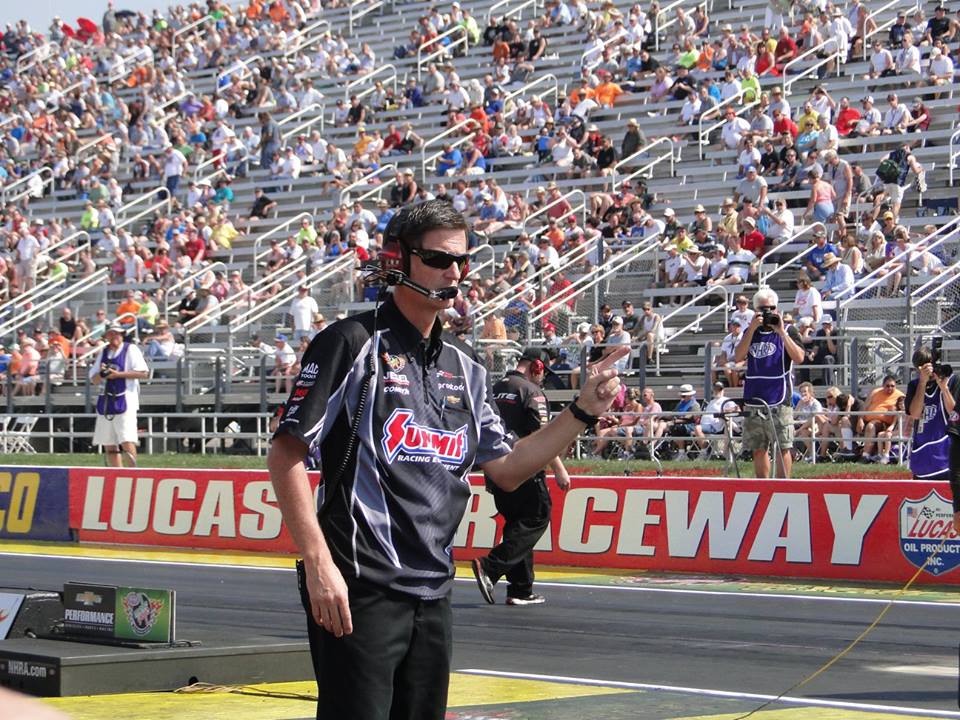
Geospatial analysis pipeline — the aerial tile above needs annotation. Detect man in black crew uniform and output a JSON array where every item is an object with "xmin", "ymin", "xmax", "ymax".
[
  {"xmin": 473, "ymin": 349, "xmax": 570, "ymax": 606},
  {"xmin": 268, "ymin": 200, "xmax": 628, "ymax": 720}
]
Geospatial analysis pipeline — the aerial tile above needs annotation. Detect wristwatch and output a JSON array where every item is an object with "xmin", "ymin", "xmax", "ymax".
[{"xmin": 569, "ymin": 396, "xmax": 600, "ymax": 428}]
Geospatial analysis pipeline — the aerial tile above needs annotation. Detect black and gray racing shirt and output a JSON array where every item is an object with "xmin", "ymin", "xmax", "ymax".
[{"xmin": 274, "ymin": 296, "xmax": 511, "ymax": 599}]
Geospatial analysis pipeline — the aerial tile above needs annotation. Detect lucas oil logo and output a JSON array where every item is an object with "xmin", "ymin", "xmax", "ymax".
[
  {"xmin": 381, "ymin": 409, "xmax": 467, "ymax": 465},
  {"xmin": 899, "ymin": 490, "xmax": 960, "ymax": 575}
]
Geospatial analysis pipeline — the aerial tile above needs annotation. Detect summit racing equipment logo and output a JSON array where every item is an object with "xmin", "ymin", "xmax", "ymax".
[
  {"xmin": 899, "ymin": 490, "xmax": 960, "ymax": 575},
  {"xmin": 381, "ymin": 408, "xmax": 467, "ymax": 465}
]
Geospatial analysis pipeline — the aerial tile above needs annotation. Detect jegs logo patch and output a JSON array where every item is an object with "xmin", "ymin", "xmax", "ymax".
[
  {"xmin": 381, "ymin": 409, "xmax": 467, "ymax": 465},
  {"xmin": 382, "ymin": 353, "xmax": 406, "ymax": 371}
]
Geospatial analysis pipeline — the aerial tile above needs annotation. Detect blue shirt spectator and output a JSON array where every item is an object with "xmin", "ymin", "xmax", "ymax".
[
  {"xmin": 821, "ymin": 254, "xmax": 855, "ymax": 299},
  {"xmin": 436, "ymin": 146, "xmax": 463, "ymax": 176}
]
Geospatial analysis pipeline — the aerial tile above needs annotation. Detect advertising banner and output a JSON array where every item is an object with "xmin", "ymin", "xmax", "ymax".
[
  {"xmin": 0, "ymin": 467, "xmax": 71, "ymax": 541},
  {"xmin": 0, "ymin": 593, "xmax": 25, "ymax": 640},
  {"xmin": 67, "ymin": 468, "xmax": 960, "ymax": 585},
  {"xmin": 62, "ymin": 582, "xmax": 174, "ymax": 643}
]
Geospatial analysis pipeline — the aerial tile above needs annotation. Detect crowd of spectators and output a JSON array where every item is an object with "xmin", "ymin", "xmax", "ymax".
[{"xmin": 0, "ymin": 0, "xmax": 953, "ymax": 468}]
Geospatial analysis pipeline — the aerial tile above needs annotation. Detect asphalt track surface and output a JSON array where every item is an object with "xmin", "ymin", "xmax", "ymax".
[{"xmin": 5, "ymin": 551, "xmax": 960, "ymax": 719}]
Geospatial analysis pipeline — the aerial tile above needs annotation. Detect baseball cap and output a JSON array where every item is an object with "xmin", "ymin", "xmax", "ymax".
[
  {"xmin": 577, "ymin": 322, "xmax": 591, "ymax": 334},
  {"xmin": 276, "ymin": 334, "xmax": 288, "ymax": 342},
  {"xmin": 543, "ymin": 322, "xmax": 556, "ymax": 332},
  {"xmin": 105, "ymin": 322, "xmax": 125, "ymax": 334},
  {"xmin": 821, "ymin": 313, "xmax": 834, "ymax": 325}
]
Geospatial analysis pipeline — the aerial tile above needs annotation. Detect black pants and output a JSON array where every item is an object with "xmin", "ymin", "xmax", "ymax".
[
  {"xmin": 483, "ymin": 474, "xmax": 552, "ymax": 598},
  {"xmin": 949, "ymin": 432, "xmax": 960, "ymax": 510},
  {"xmin": 297, "ymin": 563, "xmax": 452, "ymax": 720}
]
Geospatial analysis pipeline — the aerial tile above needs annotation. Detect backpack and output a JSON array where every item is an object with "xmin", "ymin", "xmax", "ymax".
[{"xmin": 876, "ymin": 158, "xmax": 900, "ymax": 184}]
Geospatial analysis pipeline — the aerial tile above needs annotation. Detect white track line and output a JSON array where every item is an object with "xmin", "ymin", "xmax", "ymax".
[
  {"xmin": 3, "ymin": 551, "xmax": 958, "ymax": 608},
  {"xmin": 457, "ymin": 669, "xmax": 960, "ymax": 718}
]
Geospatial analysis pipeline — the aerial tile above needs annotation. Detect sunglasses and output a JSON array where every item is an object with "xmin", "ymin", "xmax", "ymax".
[{"xmin": 409, "ymin": 247, "xmax": 470, "ymax": 274}]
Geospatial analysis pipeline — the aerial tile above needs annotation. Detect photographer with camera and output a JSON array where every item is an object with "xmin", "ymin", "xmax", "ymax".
[
  {"xmin": 734, "ymin": 288, "xmax": 805, "ymax": 478},
  {"xmin": 906, "ymin": 341, "xmax": 960, "ymax": 482},
  {"xmin": 89, "ymin": 323, "xmax": 149, "ymax": 467}
]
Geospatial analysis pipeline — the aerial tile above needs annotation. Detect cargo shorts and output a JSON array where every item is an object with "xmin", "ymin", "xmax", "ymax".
[{"xmin": 744, "ymin": 403, "xmax": 794, "ymax": 453}]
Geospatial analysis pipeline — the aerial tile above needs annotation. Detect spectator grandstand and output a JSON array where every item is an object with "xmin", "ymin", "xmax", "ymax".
[{"xmin": 0, "ymin": 0, "xmax": 957, "ymax": 466}]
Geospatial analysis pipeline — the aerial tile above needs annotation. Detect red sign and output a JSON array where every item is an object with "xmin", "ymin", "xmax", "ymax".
[{"xmin": 68, "ymin": 469, "xmax": 960, "ymax": 584}]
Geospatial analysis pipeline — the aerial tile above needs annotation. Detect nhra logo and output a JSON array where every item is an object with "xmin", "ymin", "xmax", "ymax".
[
  {"xmin": 899, "ymin": 490, "xmax": 960, "ymax": 575},
  {"xmin": 749, "ymin": 342, "xmax": 777, "ymax": 359},
  {"xmin": 381, "ymin": 408, "xmax": 467, "ymax": 465}
]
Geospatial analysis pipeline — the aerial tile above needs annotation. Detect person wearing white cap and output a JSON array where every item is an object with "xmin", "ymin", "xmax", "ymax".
[
  {"xmin": 665, "ymin": 384, "xmax": 705, "ymax": 459},
  {"xmin": 90, "ymin": 323, "xmax": 149, "ymax": 467},
  {"xmin": 603, "ymin": 316, "xmax": 632, "ymax": 372}
]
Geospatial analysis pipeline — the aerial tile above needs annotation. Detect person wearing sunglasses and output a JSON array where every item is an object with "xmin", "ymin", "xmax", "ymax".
[{"xmin": 268, "ymin": 200, "xmax": 628, "ymax": 720}]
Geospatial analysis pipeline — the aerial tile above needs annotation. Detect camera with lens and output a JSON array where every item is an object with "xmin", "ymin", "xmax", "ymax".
[
  {"xmin": 99, "ymin": 363, "xmax": 115, "ymax": 379},
  {"xmin": 931, "ymin": 337, "xmax": 952, "ymax": 378},
  {"xmin": 760, "ymin": 307, "xmax": 781, "ymax": 329}
]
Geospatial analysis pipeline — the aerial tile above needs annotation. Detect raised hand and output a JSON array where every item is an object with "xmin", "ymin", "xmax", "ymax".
[{"xmin": 578, "ymin": 345, "xmax": 631, "ymax": 416}]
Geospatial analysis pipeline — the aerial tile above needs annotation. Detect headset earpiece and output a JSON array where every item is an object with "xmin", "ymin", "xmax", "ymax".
[{"xmin": 384, "ymin": 208, "xmax": 411, "ymax": 274}]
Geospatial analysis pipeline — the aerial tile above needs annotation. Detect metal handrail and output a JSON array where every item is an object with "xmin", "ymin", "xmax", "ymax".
[
  {"xmin": 162, "ymin": 262, "xmax": 228, "ymax": 323},
  {"xmin": 487, "ymin": 0, "xmax": 541, "ymax": 22},
  {"xmin": 172, "ymin": 14, "xmax": 213, "ymax": 60},
  {"xmin": 116, "ymin": 186, "xmax": 171, "ymax": 223},
  {"xmin": 283, "ymin": 19, "xmax": 330, "ymax": 59},
  {"xmin": 502, "ymin": 73, "xmax": 559, "ymax": 123},
  {"xmin": 251, "ymin": 212, "xmax": 315, "ymax": 280},
  {"xmin": 186, "ymin": 257, "xmax": 308, "ymax": 336},
  {"xmin": 782, "ymin": 43, "xmax": 841, "ymax": 96},
  {"xmin": 338, "ymin": 163, "xmax": 397, "ymax": 206},
  {"xmin": 151, "ymin": 89, "xmax": 191, "ymax": 123},
  {"xmin": 216, "ymin": 54, "xmax": 263, "ymax": 95},
  {"xmin": 466, "ymin": 243, "xmax": 497, "ymax": 280},
  {"xmin": 0, "ymin": 269, "xmax": 109, "ymax": 341},
  {"xmin": 654, "ymin": 0, "xmax": 685, "ymax": 52},
  {"xmin": 43, "ymin": 231, "xmax": 91, "ymax": 266},
  {"xmin": 471, "ymin": 240, "xmax": 596, "ymax": 326},
  {"xmin": 349, "ymin": 0, "xmax": 384, "ymax": 34},
  {"xmin": 913, "ymin": 258, "xmax": 960, "ymax": 307},
  {"xmin": 697, "ymin": 89, "xmax": 744, "ymax": 149},
  {"xmin": 420, "ymin": 118, "xmax": 476, "ymax": 181},
  {"xmin": 1, "ymin": 166, "xmax": 53, "ymax": 208},
  {"xmin": 861, "ymin": 0, "xmax": 900, "ymax": 61},
  {"xmin": 114, "ymin": 193, "xmax": 172, "ymax": 235},
  {"xmin": 841, "ymin": 217, "xmax": 960, "ymax": 308},
  {"xmin": 949, "ymin": 128, "xmax": 960, "ymax": 186},
  {"xmin": 659, "ymin": 285, "xmax": 731, "ymax": 347},
  {"xmin": 230, "ymin": 253, "xmax": 355, "ymax": 334},
  {"xmin": 522, "ymin": 189, "xmax": 587, "ymax": 232},
  {"xmin": 16, "ymin": 41, "xmax": 57, "ymax": 75},
  {"xmin": 278, "ymin": 102, "xmax": 325, "ymax": 133},
  {"xmin": 107, "ymin": 46, "xmax": 153, "ymax": 86},
  {"xmin": 417, "ymin": 25, "xmax": 468, "ymax": 80},
  {"xmin": 76, "ymin": 134, "xmax": 116, "ymax": 162},
  {"xmin": 0, "ymin": 268, "xmax": 73, "ymax": 319},
  {"xmin": 345, "ymin": 63, "xmax": 397, "ymax": 101},
  {"xmin": 699, "ymin": 96, "xmax": 756, "ymax": 160},
  {"xmin": 280, "ymin": 108, "xmax": 327, "ymax": 143},
  {"xmin": 582, "ymin": 29, "xmax": 627, "ymax": 70},
  {"xmin": 613, "ymin": 137, "xmax": 677, "ymax": 190},
  {"xmin": 528, "ymin": 236, "xmax": 662, "ymax": 325},
  {"xmin": 759, "ymin": 222, "xmax": 826, "ymax": 284}
]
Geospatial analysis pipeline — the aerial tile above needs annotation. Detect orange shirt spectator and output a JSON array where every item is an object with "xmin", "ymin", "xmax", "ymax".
[
  {"xmin": 49, "ymin": 331, "xmax": 71, "ymax": 358},
  {"xmin": 116, "ymin": 294, "xmax": 141, "ymax": 327},
  {"xmin": 247, "ymin": 0, "xmax": 264, "ymax": 20},
  {"xmin": 546, "ymin": 225, "xmax": 565, "ymax": 250},
  {"xmin": 696, "ymin": 45, "xmax": 715, "ymax": 72},
  {"xmin": 863, "ymin": 382, "xmax": 905, "ymax": 427},
  {"xmin": 492, "ymin": 38, "xmax": 510, "ymax": 62},
  {"xmin": 268, "ymin": 0, "xmax": 289, "ymax": 23},
  {"xmin": 594, "ymin": 80, "xmax": 624, "ymax": 108}
]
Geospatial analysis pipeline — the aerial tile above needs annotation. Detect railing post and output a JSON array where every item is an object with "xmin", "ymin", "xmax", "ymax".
[
  {"xmin": 578, "ymin": 345, "xmax": 588, "ymax": 388},
  {"xmin": 637, "ymin": 342, "xmax": 647, "ymax": 390},
  {"xmin": 83, "ymin": 371, "xmax": 91, "ymax": 414},
  {"xmin": 44, "ymin": 361, "xmax": 52, "ymax": 414},
  {"xmin": 175, "ymin": 357, "xmax": 184, "ymax": 413},
  {"xmin": 7, "ymin": 368, "xmax": 14, "ymax": 414},
  {"xmin": 215, "ymin": 356, "xmax": 224, "ymax": 415},
  {"xmin": 849, "ymin": 336, "xmax": 859, "ymax": 397},
  {"xmin": 259, "ymin": 355, "xmax": 268, "ymax": 413},
  {"xmin": 703, "ymin": 342, "xmax": 713, "ymax": 399}
]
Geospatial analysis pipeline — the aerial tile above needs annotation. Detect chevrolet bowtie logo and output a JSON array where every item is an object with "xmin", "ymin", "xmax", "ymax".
[{"xmin": 75, "ymin": 591, "xmax": 102, "ymax": 606}]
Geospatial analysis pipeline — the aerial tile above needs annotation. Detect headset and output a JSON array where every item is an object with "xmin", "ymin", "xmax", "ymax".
[{"xmin": 365, "ymin": 206, "xmax": 463, "ymax": 301}]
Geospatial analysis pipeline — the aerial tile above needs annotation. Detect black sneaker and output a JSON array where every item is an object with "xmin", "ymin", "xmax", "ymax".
[
  {"xmin": 471, "ymin": 557, "xmax": 495, "ymax": 605},
  {"xmin": 506, "ymin": 593, "xmax": 546, "ymax": 606}
]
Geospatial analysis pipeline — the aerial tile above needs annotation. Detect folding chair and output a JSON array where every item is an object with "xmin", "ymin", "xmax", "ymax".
[{"xmin": 7, "ymin": 416, "xmax": 38, "ymax": 454}]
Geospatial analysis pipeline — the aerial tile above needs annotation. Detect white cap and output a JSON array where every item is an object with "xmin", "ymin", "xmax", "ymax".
[
  {"xmin": 577, "ymin": 322, "xmax": 591, "ymax": 334},
  {"xmin": 679, "ymin": 384, "xmax": 696, "ymax": 396}
]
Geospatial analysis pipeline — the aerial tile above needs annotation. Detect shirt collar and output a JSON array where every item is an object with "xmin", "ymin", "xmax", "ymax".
[{"xmin": 380, "ymin": 295, "xmax": 444, "ymax": 363}]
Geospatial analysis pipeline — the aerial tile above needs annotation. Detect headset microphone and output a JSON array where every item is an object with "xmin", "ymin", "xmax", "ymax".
[{"xmin": 362, "ymin": 266, "xmax": 459, "ymax": 301}]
